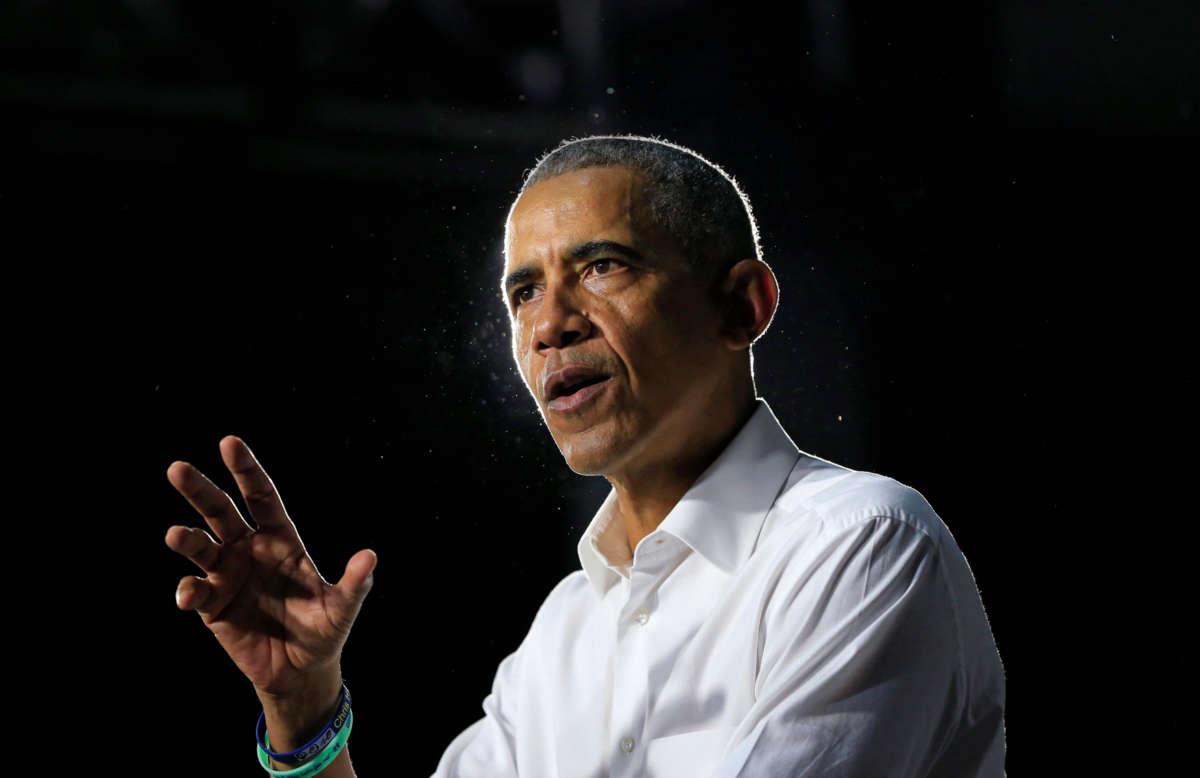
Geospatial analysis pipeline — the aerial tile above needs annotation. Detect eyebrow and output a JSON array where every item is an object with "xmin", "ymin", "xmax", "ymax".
[
  {"xmin": 570, "ymin": 240, "xmax": 645, "ymax": 263},
  {"xmin": 503, "ymin": 240, "xmax": 646, "ymax": 296}
]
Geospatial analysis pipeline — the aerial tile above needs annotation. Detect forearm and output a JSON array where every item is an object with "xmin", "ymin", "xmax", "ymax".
[
  {"xmin": 258, "ymin": 667, "xmax": 357, "ymax": 778},
  {"xmin": 302, "ymin": 746, "xmax": 355, "ymax": 778}
]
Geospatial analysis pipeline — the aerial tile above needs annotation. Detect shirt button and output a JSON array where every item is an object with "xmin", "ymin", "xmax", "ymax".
[
  {"xmin": 633, "ymin": 608, "xmax": 650, "ymax": 625},
  {"xmin": 620, "ymin": 737, "xmax": 636, "ymax": 753}
]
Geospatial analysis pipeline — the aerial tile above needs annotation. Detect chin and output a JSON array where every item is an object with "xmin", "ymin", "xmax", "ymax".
[
  {"xmin": 556, "ymin": 426, "xmax": 627, "ymax": 477},
  {"xmin": 559, "ymin": 443, "xmax": 616, "ymax": 476}
]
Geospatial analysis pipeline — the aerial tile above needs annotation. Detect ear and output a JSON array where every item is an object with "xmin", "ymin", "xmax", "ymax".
[{"xmin": 717, "ymin": 259, "xmax": 779, "ymax": 350}]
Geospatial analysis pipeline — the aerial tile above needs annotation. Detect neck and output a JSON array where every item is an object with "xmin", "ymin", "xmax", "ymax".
[{"xmin": 606, "ymin": 387, "xmax": 757, "ymax": 556}]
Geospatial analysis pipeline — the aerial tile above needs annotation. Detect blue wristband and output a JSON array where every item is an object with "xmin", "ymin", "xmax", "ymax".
[
  {"xmin": 256, "ymin": 684, "xmax": 352, "ymax": 767},
  {"xmin": 258, "ymin": 709, "xmax": 353, "ymax": 778}
]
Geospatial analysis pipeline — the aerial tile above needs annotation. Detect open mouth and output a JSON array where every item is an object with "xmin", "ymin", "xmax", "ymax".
[
  {"xmin": 552, "ymin": 374, "xmax": 609, "ymax": 400},
  {"xmin": 545, "ymin": 369, "xmax": 613, "ymax": 412}
]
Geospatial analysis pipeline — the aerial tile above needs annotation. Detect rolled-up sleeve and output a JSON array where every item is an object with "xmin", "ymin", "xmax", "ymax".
[{"xmin": 712, "ymin": 514, "xmax": 1000, "ymax": 778}]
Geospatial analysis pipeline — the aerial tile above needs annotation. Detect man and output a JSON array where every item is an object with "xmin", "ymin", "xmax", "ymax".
[{"xmin": 165, "ymin": 135, "xmax": 1005, "ymax": 777}]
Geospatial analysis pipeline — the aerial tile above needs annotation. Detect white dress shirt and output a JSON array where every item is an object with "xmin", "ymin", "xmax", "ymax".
[{"xmin": 434, "ymin": 400, "xmax": 1005, "ymax": 777}]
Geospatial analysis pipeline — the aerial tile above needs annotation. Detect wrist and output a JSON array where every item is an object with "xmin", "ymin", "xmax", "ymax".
[{"xmin": 256, "ymin": 666, "xmax": 344, "ymax": 753}]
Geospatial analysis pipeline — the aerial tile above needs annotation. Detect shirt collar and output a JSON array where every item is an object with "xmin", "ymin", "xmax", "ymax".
[{"xmin": 576, "ymin": 399, "xmax": 802, "ymax": 597}]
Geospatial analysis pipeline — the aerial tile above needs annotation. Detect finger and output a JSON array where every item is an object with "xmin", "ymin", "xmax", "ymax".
[
  {"xmin": 175, "ymin": 575, "xmax": 213, "ymax": 614},
  {"xmin": 219, "ymin": 436, "xmax": 293, "ymax": 531},
  {"xmin": 165, "ymin": 525, "xmax": 221, "ymax": 573},
  {"xmin": 332, "ymin": 549, "xmax": 377, "ymax": 623},
  {"xmin": 166, "ymin": 461, "xmax": 253, "ymax": 544}
]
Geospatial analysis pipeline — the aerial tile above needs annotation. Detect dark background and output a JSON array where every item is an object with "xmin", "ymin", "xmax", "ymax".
[{"xmin": 5, "ymin": 1, "xmax": 1195, "ymax": 775}]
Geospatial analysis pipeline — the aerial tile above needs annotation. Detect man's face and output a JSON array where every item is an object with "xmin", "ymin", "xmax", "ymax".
[{"xmin": 503, "ymin": 165, "xmax": 728, "ymax": 477}]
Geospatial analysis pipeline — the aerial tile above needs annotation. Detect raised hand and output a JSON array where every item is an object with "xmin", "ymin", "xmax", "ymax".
[{"xmin": 165, "ymin": 435, "xmax": 376, "ymax": 703}]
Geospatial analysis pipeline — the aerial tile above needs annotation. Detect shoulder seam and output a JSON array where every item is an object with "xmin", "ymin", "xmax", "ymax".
[{"xmin": 804, "ymin": 502, "xmax": 940, "ymax": 547}]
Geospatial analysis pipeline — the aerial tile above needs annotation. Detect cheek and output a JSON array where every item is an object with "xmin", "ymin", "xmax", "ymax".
[
  {"xmin": 510, "ymin": 321, "xmax": 536, "ymax": 393},
  {"xmin": 617, "ymin": 291, "xmax": 710, "ymax": 359},
  {"xmin": 509, "ymin": 324, "xmax": 522, "ymax": 364}
]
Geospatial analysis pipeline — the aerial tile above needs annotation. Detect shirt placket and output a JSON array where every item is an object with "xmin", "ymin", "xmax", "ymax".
[{"xmin": 607, "ymin": 543, "xmax": 673, "ymax": 778}]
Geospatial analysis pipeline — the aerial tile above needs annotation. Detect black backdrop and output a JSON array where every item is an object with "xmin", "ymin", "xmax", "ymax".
[{"xmin": 5, "ymin": 2, "xmax": 1195, "ymax": 775}]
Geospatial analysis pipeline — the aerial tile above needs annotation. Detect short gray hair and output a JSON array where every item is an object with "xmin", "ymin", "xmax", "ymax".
[{"xmin": 518, "ymin": 135, "xmax": 761, "ymax": 284}]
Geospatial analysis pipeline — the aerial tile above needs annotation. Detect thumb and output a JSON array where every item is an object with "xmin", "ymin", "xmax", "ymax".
[{"xmin": 334, "ymin": 548, "xmax": 378, "ymax": 605}]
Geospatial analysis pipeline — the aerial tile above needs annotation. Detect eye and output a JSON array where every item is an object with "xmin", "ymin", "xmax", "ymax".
[
  {"xmin": 512, "ymin": 286, "xmax": 536, "ymax": 307},
  {"xmin": 585, "ymin": 258, "xmax": 625, "ymax": 278}
]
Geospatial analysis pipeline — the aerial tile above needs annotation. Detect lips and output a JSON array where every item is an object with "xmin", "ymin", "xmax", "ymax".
[{"xmin": 543, "ymin": 365, "xmax": 612, "ymax": 403}]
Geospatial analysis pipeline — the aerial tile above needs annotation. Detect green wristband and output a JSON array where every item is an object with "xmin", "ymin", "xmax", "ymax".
[{"xmin": 257, "ymin": 709, "xmax": 354, "ymax": 778}]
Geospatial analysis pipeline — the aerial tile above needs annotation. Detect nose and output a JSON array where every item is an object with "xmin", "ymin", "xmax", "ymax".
[{"xmin": 533, "ymin": 286, "xmax": 592, "ymax": 352}]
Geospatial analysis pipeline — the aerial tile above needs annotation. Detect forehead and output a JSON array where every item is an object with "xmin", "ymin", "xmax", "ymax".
[{"xmin": 504, "ymin": 166, "xmax": 642, "ymax": 269}]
